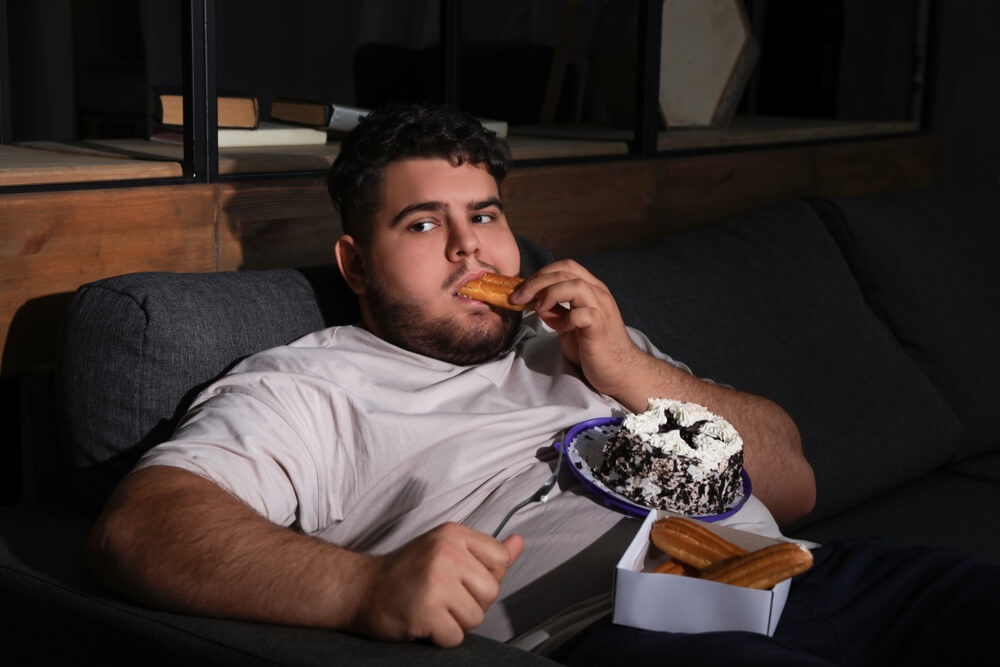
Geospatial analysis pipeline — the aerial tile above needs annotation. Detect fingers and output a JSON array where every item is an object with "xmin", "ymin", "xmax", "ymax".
[
  {"xmin": 520, "ymin": 258, "xmax": 602, "ymax": 285},
  {"xmin": 511, "ymin": 260, "xmax": 646, "ymax": 401},
  {"xmin": 503, "ymin": 533, "xmax": 525, "ymax": 563},
  {"xmin": 513, "ymin": 264, "xmax": 624, "ymax": 343},
  {"xmin": 360, "ymin": 523, "xmax": 520, "ymax": 648},
  {"xmin": 510, "ymin": 260, "xmax": 611, "ymax": 313},
  {"xmin": 443, "ymin": 535, "xmax": 523, "ymax": 643},
  {"xmin": 511, "ymin": 261, "xmax": 620, "ymax": 330},
  {"xmin": 534, "ymin": 280, "xmax": 612, "ymax": 319}
]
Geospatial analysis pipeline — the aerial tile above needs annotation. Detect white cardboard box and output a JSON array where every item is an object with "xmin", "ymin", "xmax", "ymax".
[{"xmin": 613, "ymin": 510, "xmax": 792, "ymax": 635}]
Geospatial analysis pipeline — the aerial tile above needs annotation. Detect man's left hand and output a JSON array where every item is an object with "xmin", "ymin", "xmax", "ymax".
[{"xmin": 511, "ymin": 260, "xmax": 645, "ymax": 404}]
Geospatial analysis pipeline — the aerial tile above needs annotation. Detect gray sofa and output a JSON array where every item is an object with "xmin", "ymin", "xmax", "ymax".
[{"xmin": 2, "ymin": 185, "xmax": 997, "ymax": 664}]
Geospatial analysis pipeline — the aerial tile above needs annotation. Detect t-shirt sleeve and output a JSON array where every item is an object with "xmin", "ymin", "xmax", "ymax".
[
  {"xmin": 624, "ymin": 326, "xmax": 729, "ymax": 387},
  {"xmin": 625, "ymin": 326, "xmax": 694, "ymax": 374},
  {"xmin": 135, "ymin": 370, "xmax": 360, "ymax": 534}
]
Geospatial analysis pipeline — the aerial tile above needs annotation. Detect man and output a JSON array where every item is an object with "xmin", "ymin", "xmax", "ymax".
[{"xmin": 86, "ymin": 105, "xmax": 992, "ymax": 663}]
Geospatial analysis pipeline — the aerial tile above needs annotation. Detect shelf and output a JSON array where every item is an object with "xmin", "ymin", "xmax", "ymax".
[
  {"xmin": 0, "ymin": 144, "xmax": 182, "ymax": 186},
  {"xmin": 513, "ymin": 117, "xmax": 921, "ymax": 154},
  {"xmin": 14, "ymin": 139, "xmax": 339, "ymax": 179},
  {"xmin": 656, "ymin": 117, "xmax": 921, "ymax": 152},
  {"xmin": 2, "ymin": 117, "xmax": 916, "ymax": 188},
  {"xmin": 505, "ymin": 135, "xmax": 628, "ymax": 160},
  {"xmin": 4, "ymin": 133, "xmax": 630, "ymax": 186}
]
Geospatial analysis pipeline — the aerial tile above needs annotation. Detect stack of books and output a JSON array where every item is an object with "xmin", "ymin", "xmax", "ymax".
[
  {"xmin": 152, "ymin": 93, "xmax": 328, "ymax": 147},
  {"xmin": 151, "ymin": 94, "xmax": 509, "ymax": 147},
  {"xmin": 270, "ymin": 99, "xmax": 371, "ymax": 132},
  {"xmin": 270, "ymin": 98, "xmax": 508, "ymax": 138}
]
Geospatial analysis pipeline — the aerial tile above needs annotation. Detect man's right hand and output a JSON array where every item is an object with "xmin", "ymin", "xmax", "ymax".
[{"xmin": 352, "ymin": 523, "xmax": 524, "ymax": 647}]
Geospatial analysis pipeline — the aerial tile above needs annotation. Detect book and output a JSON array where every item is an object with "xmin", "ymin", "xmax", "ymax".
[
  {"xmin": 155, "ymin": 92, "xmax": 260, "ymax": 129},
  {"xmin": 269, "ymin": 98, "xmax": 508, "ymax": 137},
  {"xmin": 150, "ymin": 122, "xmax": 327, "ymax": 148},
  {"xmin": 478, "ymin": 118, "xmax": 509, "ymax": 138},
  {"xmin": 270, "ymin": 99, "xmax": 370, "ymax": 132}
]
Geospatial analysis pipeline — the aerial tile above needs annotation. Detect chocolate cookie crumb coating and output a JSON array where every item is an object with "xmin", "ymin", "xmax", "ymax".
[{"xmin": 596, "ymin": 398, "xmax": 743, "ymax": 515}]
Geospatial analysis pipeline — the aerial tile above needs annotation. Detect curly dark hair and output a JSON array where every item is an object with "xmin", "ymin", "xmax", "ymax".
[{"xmin": 327, "ymin": 103, "xmax": 511, "ymax": 243}]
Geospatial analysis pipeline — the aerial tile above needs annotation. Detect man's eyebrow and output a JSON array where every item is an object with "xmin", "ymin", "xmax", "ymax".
[
  {"xmin": 470, "ymin": 197, "xmax": 504, "ymax": 212},
  {"xmin": 389, "ymin": 201, "xmax": 446, "ymax": 228}
]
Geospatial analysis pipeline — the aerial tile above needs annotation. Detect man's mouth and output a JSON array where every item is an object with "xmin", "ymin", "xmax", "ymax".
[{"xmin": 448, "ymin": 268, "xmax": 489, "ymax": 295}]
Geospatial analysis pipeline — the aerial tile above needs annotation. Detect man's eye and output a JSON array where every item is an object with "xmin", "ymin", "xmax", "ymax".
[
  {"xmin": 471, "ymin": 214, "xmax": 494, "ymax": 224},
  {"xmin": 408, "ymin": 221, "xmax": 436, "ymax": 233}
]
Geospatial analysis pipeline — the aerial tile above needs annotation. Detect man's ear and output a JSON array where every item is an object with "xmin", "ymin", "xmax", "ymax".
[{"xmin": 335, "ymin": 235, "xmax": 367, "ymax": 295}]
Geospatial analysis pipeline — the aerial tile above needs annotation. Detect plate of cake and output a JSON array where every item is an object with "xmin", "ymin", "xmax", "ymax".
[{"xmin": 559, "ymin": 398, "xmax": 751, "ymax": 522}]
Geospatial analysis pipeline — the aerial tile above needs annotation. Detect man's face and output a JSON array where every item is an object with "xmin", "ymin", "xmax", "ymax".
[{"xmin": 355, "ymin": 158, "xmax": 522, "ymax": 365}]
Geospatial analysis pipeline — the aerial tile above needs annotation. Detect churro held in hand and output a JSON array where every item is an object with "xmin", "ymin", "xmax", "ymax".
[{"xmin": 458, "ymin": 273, "xmax": 530, "ymax": 311}]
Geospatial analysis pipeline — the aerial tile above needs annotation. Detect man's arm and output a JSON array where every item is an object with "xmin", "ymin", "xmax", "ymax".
[
  {"xmin": 512, "ymin": 260, "xmax": 816, "ymax": 525},
  {"xmin": 87, "ymin": 465, "xmax": 522, "ymax": 647},
  {"xmin": 603, "ymin": 355, "xmax": 815, "ymax": 526}
]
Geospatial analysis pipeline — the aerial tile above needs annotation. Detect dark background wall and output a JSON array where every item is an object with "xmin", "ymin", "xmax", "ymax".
[
  {"xmin": 5, "ymin": 0, "xmax": 999, "ymax": 184},
  {"xmin": 930, "ymin": 0, "xmax": 1000, "ymax": 186}
]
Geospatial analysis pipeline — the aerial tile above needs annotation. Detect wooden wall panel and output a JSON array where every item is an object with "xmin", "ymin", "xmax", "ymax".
[
  {"xmin": 216, "ymin": 177, "xmax": 341, "ymax": 271},
  {"xmin": 503, "ymin": 135, "xmax": 936, "ymax": 258},
  {"xmin": 0, "ymin": 134, "xmax": 935, "ymax": 376},
  {"xmin": 1, "ymin": 186, "xmax": 216, "ymax": 375}
]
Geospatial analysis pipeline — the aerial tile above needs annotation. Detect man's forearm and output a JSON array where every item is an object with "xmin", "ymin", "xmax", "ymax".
[
  {"xmin": 613, "ymin": 353, "xmax": 816, "ymax": 526},
  {"xmin": 87, "ymin": 465, "xmax": 521, "ymax": 647},
  {"xmin": 87, "ymin": 465, "xmax": 372, "ymax": 630}
]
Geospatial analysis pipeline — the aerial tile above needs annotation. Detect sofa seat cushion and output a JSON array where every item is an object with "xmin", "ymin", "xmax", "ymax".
[
  {"xmin": 578, "ymin": 200, "xmax": 962, "ymax": 525},
  {"xmin": 792, "ymin": 472, "xmax": 1000, "ymax": 566},
  {"xmin": 945, "ymin": 450, "xmax": 1000, "ymax": 485},
  {"xmin": 817, "ymin": 186, "xmax": 1000, "ymax": 459}
]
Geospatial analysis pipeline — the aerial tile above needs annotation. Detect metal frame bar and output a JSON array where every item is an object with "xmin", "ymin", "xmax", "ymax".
[
  {"xmin": 916, "ymin": 0, "xmax": 938, "ymax": 131},
  {"xmin": 0, "ymin": 0, "xmax": 12, "ymax": 144},
  {"xmin": 440, "ymin": 0, "xmax": 462, "ymax": 107},
  {"xmin": 182, "ymin": 0, "xmax": 217, "ymax": 182},
  {"xmin": 633, "ymin": 0, "xmax": 662, "ymax": 156}
]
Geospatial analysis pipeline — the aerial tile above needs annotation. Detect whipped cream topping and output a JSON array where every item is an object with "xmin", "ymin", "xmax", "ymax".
[{"xmin": 621, "ymin": 398, "xmax": 742, "ymax": 470}]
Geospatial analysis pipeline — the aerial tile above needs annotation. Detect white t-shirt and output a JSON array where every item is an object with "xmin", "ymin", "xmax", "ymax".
[{"xmin": 137, "ymin": 314, "xmax": 783, "ymax": 648}]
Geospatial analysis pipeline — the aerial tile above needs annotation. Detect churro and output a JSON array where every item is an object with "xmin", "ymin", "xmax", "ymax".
[{"xmin": 457, "ymin": 273, "xmax": 529, "ymax": 311}]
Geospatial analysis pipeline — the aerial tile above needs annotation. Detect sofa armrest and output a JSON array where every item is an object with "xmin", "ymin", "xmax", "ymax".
[{"xmin": 0, "ymin": 503, "xmax": 556, "ymax": 666}]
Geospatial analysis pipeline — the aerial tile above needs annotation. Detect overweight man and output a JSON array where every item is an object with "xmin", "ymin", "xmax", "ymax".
[{"xmin": 89, "ymin": 104, "xmax": 995, "ymax": 665}]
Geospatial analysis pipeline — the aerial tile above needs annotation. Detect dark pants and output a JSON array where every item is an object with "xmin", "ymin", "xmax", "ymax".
[{"xmin": 552, "ymin": 538, "xmax": 999, "ymax": 666}]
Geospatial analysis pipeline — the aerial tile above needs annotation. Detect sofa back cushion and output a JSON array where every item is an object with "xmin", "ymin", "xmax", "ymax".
[
  {"xmin": 816, "ymin": 186, "xmax": 1000, "ymax": 459},
  {"xmin": 578, "ymin": 200, "xmax": 963, "ymax": 526},
  {"xmin": 55, "ymin": 237, "xmax": 555, "ymax": 510},
  {"xmin": 57, "ymin": 266, "xmax": 347, "ymax": 509}
]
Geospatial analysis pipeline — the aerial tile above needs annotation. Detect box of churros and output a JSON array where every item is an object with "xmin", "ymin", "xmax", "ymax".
[{"xmin": 612, "ymin": 511, "xmax": 811, "ymax": 635}]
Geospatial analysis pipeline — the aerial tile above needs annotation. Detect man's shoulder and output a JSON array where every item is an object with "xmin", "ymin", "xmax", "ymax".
[
  {"xmin": 286, "ymin": 323, "xmax": 359, "ymax": 350},
  {"xmin": 184, "ymin": 325, "xmax": 379, "ymax": 409},
  {"xmin": 230, "ymin": 324, "xmax": 368, "ymax": 373}
]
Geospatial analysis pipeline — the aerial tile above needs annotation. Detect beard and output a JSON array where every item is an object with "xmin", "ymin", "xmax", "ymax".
[{"xmin": 363, "ymin": 269, "xmax": 522, "ymax": 366}]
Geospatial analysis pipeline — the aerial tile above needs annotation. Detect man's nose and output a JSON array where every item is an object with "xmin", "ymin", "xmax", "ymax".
[{"xmin": 446, "ymin": 220, "xmax": 479, "ymax": 260}]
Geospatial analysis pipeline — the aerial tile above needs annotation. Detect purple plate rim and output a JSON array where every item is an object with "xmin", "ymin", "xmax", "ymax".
[{"xmin": 556, "ymin": 416, "xmax": 751, "ymax": 523}]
